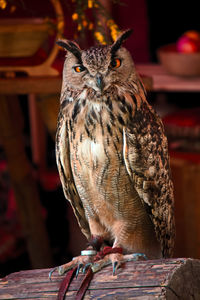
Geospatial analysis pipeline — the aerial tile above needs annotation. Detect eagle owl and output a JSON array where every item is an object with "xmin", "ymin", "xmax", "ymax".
[{"xmin": 55, "ymin": 30, "xmax": 175, "ymax": 275}]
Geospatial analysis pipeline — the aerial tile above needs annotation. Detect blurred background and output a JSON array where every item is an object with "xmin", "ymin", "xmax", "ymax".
[{"xmin": 0, "ymin": 0, "xmax": 200, "ymax": 277}]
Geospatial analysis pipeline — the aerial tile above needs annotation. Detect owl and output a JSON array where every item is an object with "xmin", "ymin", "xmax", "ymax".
[{"xmin": 54, "ymin": 29, "xmax": 175, "ymax": 276}]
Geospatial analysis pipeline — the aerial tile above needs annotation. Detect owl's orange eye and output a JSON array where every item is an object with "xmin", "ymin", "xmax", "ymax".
[
  {"xmin": 111, "ymin": 58, "xmax": 121, "ymax": 68},
  {"xmin": 74, "ymin": 65, "xmax": 85, "ymax": 73}
]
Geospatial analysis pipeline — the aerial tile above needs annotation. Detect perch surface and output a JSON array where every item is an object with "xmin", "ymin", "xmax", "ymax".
[{"xmin": 0, "ymin": 258, "xmax": 200, "ymax": 299}]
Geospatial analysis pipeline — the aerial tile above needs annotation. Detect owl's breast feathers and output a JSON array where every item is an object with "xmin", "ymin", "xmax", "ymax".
[{"xmin": 56, "ymin": 79, "xmax": 175, "ymax": 258}]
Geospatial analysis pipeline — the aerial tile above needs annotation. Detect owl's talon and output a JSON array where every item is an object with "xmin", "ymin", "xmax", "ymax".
[
  {"xmin": 132, "ymin": 253, "xmax": 148, "ymax": 261},
  {"xmin": 49, "ymin": 267, "xmax": 58, "ymax": 280},
  {"xmin": 83, "ymin": 263, "xmax": 92, "ymax": 274},
  {"xmin": 112, "ymin": 261, "xmax": 119, "ymax": 275},
  {"xmin": 123, "ymin": 252, "xmax": 148, "ymax": 263},
  {"xmin": 76, "ymin": 263, "xmax": 83, "ymax": 278},
  {"xmin": 58, "ymin": 265, "xmax": 65, "ymax": 275}
]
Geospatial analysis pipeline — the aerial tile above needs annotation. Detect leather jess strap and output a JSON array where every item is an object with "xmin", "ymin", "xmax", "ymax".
[{"xmin": 57, "ymin": 246, "xmax": 123, "ymax": 300}]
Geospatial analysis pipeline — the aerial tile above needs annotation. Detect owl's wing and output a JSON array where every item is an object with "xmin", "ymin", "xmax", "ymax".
[
  {"xmin": 56, "ymin": 110, "xmax": 91, "ymax": 240},
  {"xmin": 123, "ymin": 83, "xmax": 175, "ymax": 257}
]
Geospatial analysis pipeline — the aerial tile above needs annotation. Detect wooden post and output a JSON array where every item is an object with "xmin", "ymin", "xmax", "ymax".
[
  {"xmin": 36, "ymin": 93, "xmax": 60, "ymax": 140},
  {"xmin": 0, "ymin": 95, "xmax": 53, "ymax": 268},
  {"xmin": 0, "ymin": 258, "xmax": 200, "ymax": 299},
  {"xmin": 28, "ymin": 93, "xmax": 47, "ymax": 171},
  {"xmin": 171, "ymin": 157, "xmax": 200, "ymax": 258}
]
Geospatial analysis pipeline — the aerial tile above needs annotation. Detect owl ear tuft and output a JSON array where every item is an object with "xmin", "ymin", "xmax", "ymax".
[
  {"xmin": 56, "ymin": 39, "xmax": 82, "ymax": 63},
  {"xmin": 111, "ymin": 29, "xmax": 133, "ymax": 55}
]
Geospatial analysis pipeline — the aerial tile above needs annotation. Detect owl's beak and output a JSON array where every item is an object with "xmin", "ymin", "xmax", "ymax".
[{"xmin": 96, "ymin": 73, "xmax": 104, "ymax": 91}]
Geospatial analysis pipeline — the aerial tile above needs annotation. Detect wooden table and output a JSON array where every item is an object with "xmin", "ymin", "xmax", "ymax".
[
  {"xmin": 136, "ymin": 63, "xmax": 200, "ymax": 91},
  {"xmin": 1, "ymin": 64, "xmax": 200, "ymax": 95},
  {"xmin": 0, "ymin": 76, "xmax": 62, "ymax": 95}
]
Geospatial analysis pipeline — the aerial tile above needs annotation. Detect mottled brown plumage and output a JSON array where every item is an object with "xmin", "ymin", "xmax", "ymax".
[{"xmin": 55, "ymin": 30, "xmax": 175, "ymax": 274}]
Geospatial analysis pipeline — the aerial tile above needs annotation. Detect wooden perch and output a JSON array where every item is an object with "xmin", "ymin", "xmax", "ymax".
[{"xmin": 0, "ymin": 258, "xmax": 200, "ymax": 299}]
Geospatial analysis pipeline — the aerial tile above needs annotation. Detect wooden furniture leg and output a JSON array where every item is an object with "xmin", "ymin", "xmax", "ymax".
[
  {"xmin": 36, "ymin": 93, "xmax": 59, "ymax": 140},
  {"xmin": 171, "ymin": 157, "xmax": 200, "ymax": 259},
  {"xmin": 0, "ymin": 95, "xmax": 53, "ymax": 268},
  {"xmin": 28, "ymin": 94, "xmax": 47, "ymax": 171}
]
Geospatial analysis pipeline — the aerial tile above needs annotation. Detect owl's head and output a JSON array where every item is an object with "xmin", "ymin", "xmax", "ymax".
[{"xmin": 57, "ymin": 29, "xmax": 135, "ymax": 93}]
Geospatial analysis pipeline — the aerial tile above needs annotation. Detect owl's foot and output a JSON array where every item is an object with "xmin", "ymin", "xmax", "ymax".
[
  {"xmin": 49, "ymin": 248, "xmax": 148, "ymax": 279},
  {"xmin": 72, "ymin": 246, "xmax": 122, "ymax": 275},
  {"xmin": 90, "ymin": 251, "xmax": 123, "ymax": 275},
  {"xmin": 89, "ymin": 250, "xmax": 148, "ymax": 275},
  {"xmin": 49, "ymin": 236, "xmax": 105, "ymax": 279},
  {"xmin": 124, "ymin": 252, "xmax": 148, "ymax": 262},
  {"xmin": 49, "ymin": 249, "xmax": 97, "ymax": 279}
]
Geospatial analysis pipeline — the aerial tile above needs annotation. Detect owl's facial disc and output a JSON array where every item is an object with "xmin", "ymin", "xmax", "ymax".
[{"xmin": 60, "ymin": 29, "xmax": 134, "ymax": 93}]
